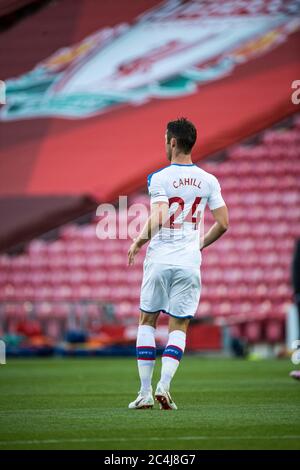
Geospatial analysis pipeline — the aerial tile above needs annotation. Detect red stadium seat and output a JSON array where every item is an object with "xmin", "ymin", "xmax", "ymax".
[{"xmin": 0, "ymin": 120, "xmax": 298, "ymax": 337}]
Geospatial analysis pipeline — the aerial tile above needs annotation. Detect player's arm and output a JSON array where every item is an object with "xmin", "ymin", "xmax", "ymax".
[
  {"xmin": 202, "ymin": 174, "xmax": 229, "ymax": 250},
  {"xmin": 128, "ymin": 202, "xmax": 169, "ymax": 265},
  {"xmin": 201, "ymin": 205, "xmax": 229, "ymax": 250}
]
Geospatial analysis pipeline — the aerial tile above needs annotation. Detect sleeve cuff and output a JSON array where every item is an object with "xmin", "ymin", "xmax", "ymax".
[{"xmin": 208, "ymin": 197, "xmax": 226, "ymax": 211}]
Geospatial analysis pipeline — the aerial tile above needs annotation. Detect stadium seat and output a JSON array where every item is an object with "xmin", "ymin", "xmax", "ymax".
[{"xmin": 0, "ymin": 121, "xmax": 298, "ymax": 341}]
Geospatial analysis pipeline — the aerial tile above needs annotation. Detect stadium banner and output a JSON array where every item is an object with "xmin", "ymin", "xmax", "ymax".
[
  {"xmin": 0, "ymin": 0, "xmax": 300, "ymax": 248},
  {"xmin": 1, "ymin": 0, "xmax": 300, "ymax": 121}
]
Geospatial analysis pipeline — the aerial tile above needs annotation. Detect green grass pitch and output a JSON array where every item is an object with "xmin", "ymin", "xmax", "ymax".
[{"xmin": 0, "ymin": 357, "xmax": 299, "ymax": 450}]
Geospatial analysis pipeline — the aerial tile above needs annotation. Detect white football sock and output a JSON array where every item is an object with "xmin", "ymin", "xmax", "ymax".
[
  {"xmin": 159, "ymin": 330, "xmax": 186, "ymax": 392},
  {"xmin": 136, "ymin": 325, "xmax": 156, "ymax": 395}
]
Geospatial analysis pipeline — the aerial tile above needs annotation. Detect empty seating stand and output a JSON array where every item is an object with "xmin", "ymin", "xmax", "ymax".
[{"xmin": 0, "ymin": 116, "xmax": 299, "ymax": 345}]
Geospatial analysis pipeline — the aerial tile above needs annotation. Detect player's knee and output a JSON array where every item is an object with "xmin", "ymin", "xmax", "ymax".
[
  {"xmin": 169, "ymin": 317, "xmax": 190, "ymax": 333},
  {"xmin": 139, "ymin": 311, "xmax": 158, "ymax": 327}
]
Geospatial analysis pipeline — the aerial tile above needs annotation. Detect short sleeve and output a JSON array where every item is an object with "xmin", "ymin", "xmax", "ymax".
[
  {"xmin": 208, "ymin": 175, "xmax": 225, "ymax": 210},
  {"xmin": 147, "ymin": 172, "xmax": 168, "ymax": 204}
]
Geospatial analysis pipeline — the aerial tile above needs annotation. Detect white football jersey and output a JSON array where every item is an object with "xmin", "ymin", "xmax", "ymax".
[{"xmin": 146, "ymin": 163, "xmax": 225, "ymax": 267}]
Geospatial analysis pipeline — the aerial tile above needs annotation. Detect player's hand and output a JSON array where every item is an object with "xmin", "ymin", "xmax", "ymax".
[{"xmin": 128, "ymin": 240, "xmax": 140, "ymax": 266}]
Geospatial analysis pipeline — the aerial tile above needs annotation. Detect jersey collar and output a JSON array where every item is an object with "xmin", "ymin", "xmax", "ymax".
[{"xmin": 171, "ymin": 163, "xmax": 194, "ymax": 167}]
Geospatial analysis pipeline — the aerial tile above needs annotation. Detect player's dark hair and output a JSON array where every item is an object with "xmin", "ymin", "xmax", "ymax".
[{"xmin": 166, "ymin": 117, "xmax": 197, "ymax": 154}]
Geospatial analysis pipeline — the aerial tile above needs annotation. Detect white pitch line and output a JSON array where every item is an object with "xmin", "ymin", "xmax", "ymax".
[{"xmin": 0, "ymin": 436, "xmax": 299, "ymax": 446}]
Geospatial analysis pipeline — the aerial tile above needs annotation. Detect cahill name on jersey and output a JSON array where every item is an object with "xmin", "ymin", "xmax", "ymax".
[{"xmin": 146, "ymin": 163, "xmax": 225, "ymax": 267}]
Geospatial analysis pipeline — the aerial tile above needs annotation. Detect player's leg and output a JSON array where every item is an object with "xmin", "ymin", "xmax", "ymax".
[
  {"xmin": 129, "ymin": 260, "xmax": 169, "ymax": 409},
  {"xmin": 155, "ymin": 265, "xmax": 201, "ymax": 409},
  {"xmin": 136, "ymin": 261, "xmax": 170, "ymax": 393},
  {"xmin": 160, "ymin": 316, "xmax": 189, "ymax": 391},
  {"xmin": 129, "ymin": 311, "xmax": 159, "ymax": 409},
  {"xmin": 136, "ymin": 311, "xmax": 160, "ymax": 396},
  {"xmin": 155, "ymin": 317, "xmax": 189, "ymax": 410}
]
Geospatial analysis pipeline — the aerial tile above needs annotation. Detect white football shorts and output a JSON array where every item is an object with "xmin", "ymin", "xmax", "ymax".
[{"xmin": 140, "ymin": 260, "xmax": 201, "ymax": 318}]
